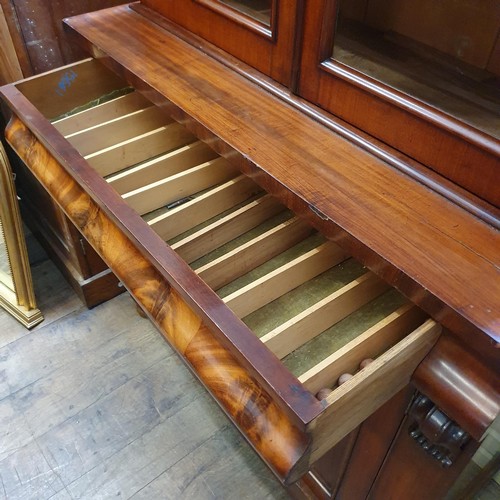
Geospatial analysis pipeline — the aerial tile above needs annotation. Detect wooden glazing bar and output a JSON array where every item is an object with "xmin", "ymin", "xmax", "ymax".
[
  {"xmin": 85, "ymin": 123, "xmax": 195, "ymax": 176},
  {"xmin": 122, "ymin": 157, "xmax": 238, "ymax": 215},
  {"xmin": 299, "ymin": 304, "xmax": 427, "ymax": 393},
  {"xmin": 196, "ymin": 217, "xmax": 314, "ymax": 290},
  {"xmin": 65, "ymin": 105, "xmax": 172, "ymax": 155},
  {"xmin": 52, "ymin": 91, "xmax": 151, "ymax": 136},
  {"xmin": 224, "ymin": 242, "xmax": 347, "ymax": 318},
  {"xmin": 173, "ymin": 194, "xmax": 283, "ymax": 263},
  {"xmin": 107, "ymin": 141, "xmax": 218, "ymax": 194},
  {"xmin": 309, "ymin": 320, "xmax": 441, "ymax": 462},
  {"xmin": 148, "ymin": 175, "xmax": 261, "ymax": 241},
  {"xmin": 261, "ymin": 273, "xmax": 390, "ymax": 360}
]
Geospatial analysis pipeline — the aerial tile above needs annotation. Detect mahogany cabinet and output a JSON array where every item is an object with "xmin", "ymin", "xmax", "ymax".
[{"xmin": 0, "ymin": 1, "xmax": 498, "ymax": 498}]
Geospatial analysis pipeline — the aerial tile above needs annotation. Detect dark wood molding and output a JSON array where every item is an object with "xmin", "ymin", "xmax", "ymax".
[{"xmin": 413, "ymin": 333, "xmax": 500, "ymax": 441}]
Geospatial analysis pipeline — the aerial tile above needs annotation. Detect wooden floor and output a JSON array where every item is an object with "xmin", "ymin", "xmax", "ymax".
[{"xmin": 0, "ymin": 254, "xmax": 288, "ymax": 499}]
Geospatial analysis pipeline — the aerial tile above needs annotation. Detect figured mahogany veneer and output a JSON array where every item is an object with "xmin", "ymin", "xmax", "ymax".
[{"xmin": 5, "ymin": 113, "xmax": 314, "ymax": 483}]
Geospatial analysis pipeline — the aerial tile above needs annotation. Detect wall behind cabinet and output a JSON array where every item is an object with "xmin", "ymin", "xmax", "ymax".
[{"xmin": 0, "ymin": 0, "xmax": 126, "ymax": 84}]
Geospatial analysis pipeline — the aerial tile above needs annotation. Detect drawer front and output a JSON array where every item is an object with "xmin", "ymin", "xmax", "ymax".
[{"xmin": 1, "ymin": 59, "xmax": 441, "ymax": 484}]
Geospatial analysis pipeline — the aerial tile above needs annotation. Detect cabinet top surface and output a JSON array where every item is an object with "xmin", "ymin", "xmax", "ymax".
[{"xmin": 3, "ymin": 4, "xmax": 499, "ymax": 348}]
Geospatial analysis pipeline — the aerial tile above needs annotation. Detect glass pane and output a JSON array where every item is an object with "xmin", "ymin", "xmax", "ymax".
[
  {"xmin": 0, "ymin": 218, "xmax": 15, "ymax": 291},
  {"xmin": 218, "ymin": 0, "xmax": 272, "ymax": 26},
  {"xmin": 332, "ymin": 0, "xmax": 500, "ymax": 138}
]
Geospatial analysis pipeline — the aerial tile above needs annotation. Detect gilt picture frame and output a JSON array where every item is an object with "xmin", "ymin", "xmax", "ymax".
[{"xmin": 0, "ymin": 141, "xmax": 43, "ymax": 328}]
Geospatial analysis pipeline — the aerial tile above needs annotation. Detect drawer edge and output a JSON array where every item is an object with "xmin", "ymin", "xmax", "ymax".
[
  {"xmin": 4, "ymin": 114, "xmax": 316, "ymax": 485},
  {"xmin": 307, "ymin": 319, "xmax": 441, "ymax": 463}
]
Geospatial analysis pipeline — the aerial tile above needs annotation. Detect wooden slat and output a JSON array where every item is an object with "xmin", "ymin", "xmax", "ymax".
[
  {"xmin": 299, "ymin": 304, "xmax": 427, "ymax": 394},
  {"xmin": 85, "ymin": 123, "xmax": 195, "ymax": 176},
  {"xmin": 196, "ymin": 217, "xmax": 314, "ymax": 290},
  {"xmin": 107, "ymin": 141, "xmax": 218, "ymax": 194},
  {"xmin": 52, "ymin": 92, "xmax": 150, "ymax": 135},
  {"xmin": 148, "ymin": 175, "xmax": 260, "ymax": 241},
  {"xmin": 261, "ymin": 273, "xmax": 389, "ymax": 360},
  {"xmin": 65, "ymin": 105, "xmax": 172, "ymax": 156},
  {"xmin": 123, "ymin": 157, "xmax": 238, "ymax": 215},
  {"xmin": 173, "ymin": 194, "xmax": 283, "ymax": 263},
  {"xmin": 223, "ymin": 242, "xmax": 347, "ymax": 318},
  {"xmin": 309, "ymin": 320, "xmax": 441, "ymax": 462}
]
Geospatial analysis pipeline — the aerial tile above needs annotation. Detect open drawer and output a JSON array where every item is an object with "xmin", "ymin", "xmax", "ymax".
[{"xmin": 1, "ymin": 58, "xmax": 441, "ymax": 484}]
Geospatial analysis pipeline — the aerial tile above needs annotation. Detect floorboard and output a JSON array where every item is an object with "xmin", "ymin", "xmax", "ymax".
[{"xmin": 0, "ymin": 259, "xmax": 288, "ymax": 499}]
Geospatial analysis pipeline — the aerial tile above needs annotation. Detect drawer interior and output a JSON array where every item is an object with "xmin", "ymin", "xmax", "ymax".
[
  {"xmin": 8, "ymin": 61, "xmax": 440, "ymax": 463},
  {"xmin": 15, "ymin": 59, "xmax": 131, "ymax": 121},
  {"xmin": 25, "ymin": 61, "xmax": 440, "ymax": 459}
]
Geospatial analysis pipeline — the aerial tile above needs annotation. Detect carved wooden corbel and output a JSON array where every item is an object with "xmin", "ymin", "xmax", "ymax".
[{"xmin": 408, "ymin": 393, "xmax": 469, "ymax": 467}]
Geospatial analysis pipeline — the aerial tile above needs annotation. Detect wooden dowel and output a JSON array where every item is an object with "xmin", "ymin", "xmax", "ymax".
[
  {"xmin": 173, "ymin": 194, "xmax": 283, "ymax": 263},
  {"xmin": 52, "ymin": 92, "xmax": 150, "ymax": 136},
  {"xmin": 261, "ymin": 272, "xmax": 389, "ymax": 359},
  {"xmin": 223, "ymin": 242, "xmax": 347, "ymax": 318},
  {"xmin": 65, "ymin": 106, "xmax": 172, "ymax": 156},
  {"xmin": 196, "ymin": 216, "xmax": 314, "ymax": 290},
  {"xmin": 85, "ymin": 123, "xmax": 195, "ymax": 176}
]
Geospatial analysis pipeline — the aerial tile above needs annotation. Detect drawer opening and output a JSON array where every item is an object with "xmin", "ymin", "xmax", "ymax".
[
  {"xmin": 50, "ymin": 82, "xmax": 439, "ymax": 404},
  {"xmin": 3, "ymin": 62, "xmax": 447, "ymax": 475}
]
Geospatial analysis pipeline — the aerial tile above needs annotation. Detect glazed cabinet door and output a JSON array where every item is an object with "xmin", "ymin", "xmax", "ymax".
[
  {"xmin": 132, "ymin": 0, "xmax": 302, "ymax": 86},
  {"xmin": 298, "ymin": 0, "xmax": 500, "ymax": 207}
]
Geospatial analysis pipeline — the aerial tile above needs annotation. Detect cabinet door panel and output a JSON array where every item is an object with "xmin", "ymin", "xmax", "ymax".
[
  {"xmin": 135, "ymin": 0, "xmax": 301, "ymax": 86},
  {"xmin": 298, "ymin": 0, "xmax": 500, "ymax": 207},
  {"xmin": 368, "ymin": 420, "xmax": 479, "ymax": 500}
]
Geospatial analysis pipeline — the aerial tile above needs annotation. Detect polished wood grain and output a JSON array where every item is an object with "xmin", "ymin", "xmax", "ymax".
[
  {"xmin": 60, "ymin": 6, "xmax": 499, "ymax": 352},
  {"xmin": 5, "ymin": 114, "xmax": 319, "ymax": 484},
  {"xmin": 413, "ymin": 332, "xmax": 500, "ymax": 441},
  {"xmin": 121, "ymin": 5, "xmax": 500, "ymax": 229},
  {"xmin": 2, "ymin": 5, "xmax": 498, "ymax": 495},
  {"xmin": 134, "ymin": 0, "xmax": 302, "ymax": 86},
  {"xmin": 298, "ymin": 0, "xmax": 500, "ymax": 207}
]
